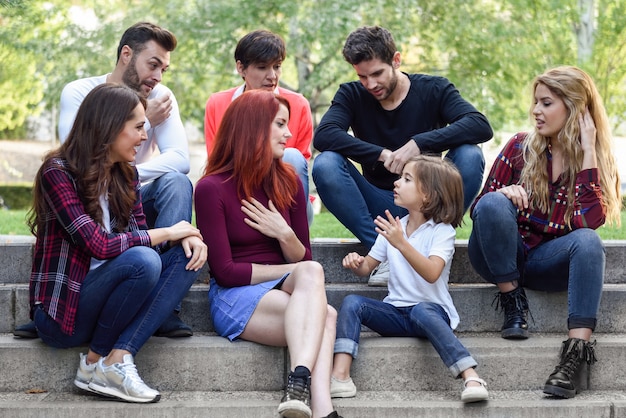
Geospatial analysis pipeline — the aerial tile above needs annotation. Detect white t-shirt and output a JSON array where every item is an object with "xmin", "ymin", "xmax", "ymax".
[
  {"xmin": 368, "ymin": 216, "xmax": 460, "ymax": 329},
  {"xmin": 58, "ymin": 74, "xmax": 190, "ymax": 185}
]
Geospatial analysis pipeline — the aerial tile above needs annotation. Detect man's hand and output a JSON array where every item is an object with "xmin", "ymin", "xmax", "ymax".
[
  {"xmin": 145, "ymin": 93, "xmax": 172, "ymax": 127},
  {"xmin": 383, "ymin": 140, "xmax": 420, "ymax": 174}
]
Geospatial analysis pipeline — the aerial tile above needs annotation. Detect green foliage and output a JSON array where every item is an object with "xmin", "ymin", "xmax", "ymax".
[
  {"xmin": 0, "ymin": 184, "xmax": 32, "ymax": 209},
  {"xmin": 2, "ymin": 0, "xmax": 626, "ymax": 137}
]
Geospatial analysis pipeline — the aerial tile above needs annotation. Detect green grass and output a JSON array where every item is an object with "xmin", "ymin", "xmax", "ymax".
[{"xmin": 2, "ymin": 208, "xmax": 626, "ymax": 240}]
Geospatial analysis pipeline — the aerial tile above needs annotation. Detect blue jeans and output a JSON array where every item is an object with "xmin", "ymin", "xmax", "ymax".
[
  {"xmin": 282, "ymin": 148, "xmax": 313, "ymax": 225},
  {"xmin": 334, "ymin": 295, "xmax": 477, "ymax": 377},
  {"xmin": 34, "ymin": 245, "xmax": 199, "ymax": 356},
  {"xmin": 468, "ymin": 192, "xmax": 604, "ymax": 330},
  {"xmin": 141, "ymin": 172, "xmax": 193, "ymax": 229},
  {"xmin": 312, "ymin": 145, "xmax": 484, "ymax": 249},
  {"xmin": 140, "ymin": 171, "xmax": 193, "ymax": 313}
]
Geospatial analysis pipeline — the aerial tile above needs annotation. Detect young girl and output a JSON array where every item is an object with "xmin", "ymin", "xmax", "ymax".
[
  {"xmin": 28, "ymin": 83, "xmax": 206, "ymax": 403},
  {"xmin": 468, "ymin": 66, "xmax": 621, "ymax": 398},
  {"xmin": 330, "ymin": 154, "xmax": 489, "ymax": 403},
  {"xmin": 195, "ymin": 90, "xmax": 340, "ymax": 418}
]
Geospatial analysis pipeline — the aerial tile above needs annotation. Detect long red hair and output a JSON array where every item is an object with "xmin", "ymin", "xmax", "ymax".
[{"xmin": 202, "ymin": 90, "xmax": 299, "ymax": 210}]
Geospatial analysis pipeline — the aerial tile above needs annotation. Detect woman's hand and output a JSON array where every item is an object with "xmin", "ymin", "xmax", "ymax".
[
  {"xmin": 497, "ymin": 184, "xmax": 529, "ymax": 210},
  {"xmin": 167, "ymin": 220, "xmax": 203, "ymax": 242},
  {"xmin": 579, "ymin": 107, "xmax": 598, "ymax": 170},
  {"xmin": 579, "ymin": 107, "xmax": 597, "ymax": 154},
  {"xmin": 241, "ymin": 198, "xmax": 291, "ymax": 239},
  {"xmin": 374, "ymin": 210, "xmax": 406, "ymax": 249},
  {"xmin": 180, "ymin": 235, "xmax": 207, "ymax": 271}
]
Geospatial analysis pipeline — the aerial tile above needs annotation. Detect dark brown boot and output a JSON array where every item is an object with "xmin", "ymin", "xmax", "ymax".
[{"xmin": 543, "ymin": 338, "xmax": 597, "ymax": 398}]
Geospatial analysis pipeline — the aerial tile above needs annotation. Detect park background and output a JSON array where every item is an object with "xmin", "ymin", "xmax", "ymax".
[{"xmin": 1, "ymin": 0, "xmax": 625, "ymax": 238}]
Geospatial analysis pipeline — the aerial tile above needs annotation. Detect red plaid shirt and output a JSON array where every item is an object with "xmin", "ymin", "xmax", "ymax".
[
  {"xmin": 29, "ymin": 158, "xmax": 157, "ymax": 335},
  {"xmin": 471, "ymin": 133, "xmax": 605, "ymax": 251}
]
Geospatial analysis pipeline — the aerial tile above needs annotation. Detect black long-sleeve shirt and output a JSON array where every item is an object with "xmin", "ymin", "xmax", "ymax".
[{"xmin": 314, "ymin": 73, "xmax": 493, "ymax": 190}]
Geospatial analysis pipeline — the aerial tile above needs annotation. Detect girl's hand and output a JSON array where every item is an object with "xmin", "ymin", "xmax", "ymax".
[
  {"xmin": 374, "ymin": 210, "xmax": 405, "ymax": 248},
  {"xmin": 241, "ymin": 198, "xmax": 291, "ymax": 239},
  {"xmin": 180, "ymin": 235, "xmax": 207, "ymax": 271},
  {"xmin": 496, "ymin": 185, "xmax": 529, "ymax": 210},
  {"xmin": 579, "ymin": 107, "xmax": 597, "ymax": 154},
  {"xmin": 342, "ymin": 252, "xmax": 365, "ymax": 270}
]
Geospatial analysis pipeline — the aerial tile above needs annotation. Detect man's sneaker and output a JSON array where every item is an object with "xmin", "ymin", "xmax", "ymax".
[
  {"xmin": 330, "ymin": 375, "xmax": 357, "ymax": 398},
  {"xmin": 74, "ymin": 353, "xmax": 98, "ymax": 393},
  {"xmin": 277, "ymin": 370, "xmax": 312, "ymax": 418},
  {"xmin": 88, "ymin": 354, "xmax": 160, "ymax": 403},
  {"xmin": 368, "ymin": 261, "xmax": 389, "ymax": 287},
  {"xmin": 154, "ymin": 312, "xmax": 193, "ymax": 338}
]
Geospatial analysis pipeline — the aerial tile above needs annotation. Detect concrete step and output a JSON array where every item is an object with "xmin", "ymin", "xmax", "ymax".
[
  {"xmin": 1, "ymin": 389, "xmax": 625, "ymax": 417},
  {"xmin": 4, "ymin": 283, "xmax": 626, "ymax": 335},
  {"xmin": 3, "ymin": 236, "xmax": 626, "ymax": 285},
  {"xmin": 0, "ymin": 334, "xmax": 624, "ymax": 394}
]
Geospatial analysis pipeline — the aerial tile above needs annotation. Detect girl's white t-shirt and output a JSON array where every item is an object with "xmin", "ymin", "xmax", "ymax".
[{"xmin": 368, "ymin": 216, "xmax": 460, "ymax": 329}]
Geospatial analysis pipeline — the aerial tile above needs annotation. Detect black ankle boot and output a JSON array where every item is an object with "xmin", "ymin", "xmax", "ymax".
[
  {"xmin": 493, "ymin": 286, "xmax": 530, "ymax": 339},
  {"xmin": 543, "ymin": 338, "xmax": 597, "ymax": 398}
]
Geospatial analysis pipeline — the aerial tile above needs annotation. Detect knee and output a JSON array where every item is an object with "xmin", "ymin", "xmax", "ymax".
[
  {"xmin": 312, "ymin": 151, "xmax": 343, "ymax": 183},
  {"xmin": 129, "ymin": 247, "xmax": 162, "ymax": 282},
  {"xmin": 339, "ymin": 294, "xmax": 361, "ymax": 314},
  {"xmin": 160, "ymin": 172, "xmax": 193, "ymax": 194},
  {"xmin": 473, "ymin": 192, "xmax": 511, "ymax": 217},
  {"xmin": 572, "ymin": 228, "xmax": 605, "ymax": 258},
  {"xmin": 447, "ymin": 144, "xmax": 485, "ymax": 173},
  {"xmin": 282, "ymin": 148, "xmax": 307, "ymax": 169},
  {"xmin": 294, "ymin": 261, "xmax": 326, "ymax": 290}
]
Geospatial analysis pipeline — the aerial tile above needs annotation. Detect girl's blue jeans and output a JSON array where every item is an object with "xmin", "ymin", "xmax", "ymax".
[
  {"xmin": 335, "ymin": 294, "xmax": 477, "ymax": 377},
  {"xmin": 35, "ymin": 245, "xmax": 199, "ymax": 356},
  {"xmin": 468, "ymin": 191, "xmax": 604, "ymax": 330}
]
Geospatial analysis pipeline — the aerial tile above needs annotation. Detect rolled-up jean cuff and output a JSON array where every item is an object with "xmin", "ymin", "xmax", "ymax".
[
  {"xmin": 449, "ymin": 356, "xmax": 478, "ymax": 378},
  {"xmin": 568, "ymin": 317, "xmax": 597, "ymax": 331},
  {"xmin": 334, "ymin": 337, "xmax": 359, "ymax": 358}
]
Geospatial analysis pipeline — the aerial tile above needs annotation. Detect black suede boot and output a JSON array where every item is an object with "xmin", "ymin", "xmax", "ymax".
[
  {"xmin": 543, "ymin": 338, "xmax": 597, "ymax": 398},
  {"xmin": 493, "ymin": 286, "xmax": 530, "ymax": 339}
]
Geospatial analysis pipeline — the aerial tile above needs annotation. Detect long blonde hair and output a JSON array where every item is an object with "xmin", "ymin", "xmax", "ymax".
[{"xmin": 520, "ymin": 66, "xmax": 621, "ymax": 226}]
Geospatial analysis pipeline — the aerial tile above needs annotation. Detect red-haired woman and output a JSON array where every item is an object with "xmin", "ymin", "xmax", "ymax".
[{"xmin": 195, "ymin": 90, "xmax": 340, "ymax": 418}]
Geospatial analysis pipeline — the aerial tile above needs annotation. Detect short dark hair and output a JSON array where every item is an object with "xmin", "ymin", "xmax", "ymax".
[
  {"xmin": 234, "ymin": 30, "xmax": 286, "ymax": 68},
  {"xmin": 342, "ymin": 26, "xmax": 396, "ymax": 66},
  {"xmin": 116, "ymin": 22, "xmax": 177, "ymax": 62}
]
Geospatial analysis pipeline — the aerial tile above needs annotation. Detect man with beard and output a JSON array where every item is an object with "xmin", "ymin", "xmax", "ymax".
[
  {"xmin": 14, "ymin": 22, "xmax": 194, "ymax": 339},
  {"xmin": 312, "ymin": 26, "xmax": 493, "ymax": 287}
]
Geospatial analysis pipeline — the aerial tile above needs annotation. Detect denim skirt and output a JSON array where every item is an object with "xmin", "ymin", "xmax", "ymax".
[{"xmin": 208, "ymin": 275, "xmax": 288, "ymax": 341}]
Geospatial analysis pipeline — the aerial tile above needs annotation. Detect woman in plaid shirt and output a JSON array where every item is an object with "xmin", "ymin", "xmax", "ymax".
[
  {"xmin": 28, "ymin": 84, "xmax": 207, "ymax": 403},
  {"xmin": 468, "ymin": 66, "xmax": 621, "ymax": 399}
]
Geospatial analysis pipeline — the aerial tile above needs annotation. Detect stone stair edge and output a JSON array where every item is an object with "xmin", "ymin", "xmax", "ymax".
[{"xmin": 0, "ymin": 390, "xmax": 625, "ymax": 418}]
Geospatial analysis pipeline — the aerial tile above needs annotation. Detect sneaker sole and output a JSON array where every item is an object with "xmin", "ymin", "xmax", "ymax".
[
  {"xmin": 87, "ymin": 382, "xmax": 161, "ymax": 403},
  {"xmin": 330, "ymin": 389, "xmax": 356, "ymax": 398},
  {"xmin": 277, "ymin": 399, "xmax": 312, "ymax": 418},
  {"xmin": 73, "ymin": 379, "xmax": 99, "ymax": 394}
]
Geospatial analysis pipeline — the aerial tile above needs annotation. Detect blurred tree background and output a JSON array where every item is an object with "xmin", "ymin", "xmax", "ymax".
[{"xmin": 1, "ymin": 0, "xmax": 626, "ymax": 141}]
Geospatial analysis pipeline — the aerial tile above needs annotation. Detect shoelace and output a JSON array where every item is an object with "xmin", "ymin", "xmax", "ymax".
[
  {"xmin": 285, "ymin": 374, "xmax": 310, "ymax": 402},
  {"xmin": 117, "ymin": 361, "xmax": 144, "ymax": 384}
]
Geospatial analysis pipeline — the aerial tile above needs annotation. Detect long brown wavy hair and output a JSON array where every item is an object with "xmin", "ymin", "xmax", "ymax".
[
  {"xmin": 520, "ymin": 66, "xmax": 621, "ymax": 226},
  {"xmin": 28, "ymin": 83, "xmax": 146, "ymax": 235},
  {"xmin": 201, "ymin": 90, "xmax": 299, "ymax": 211}
]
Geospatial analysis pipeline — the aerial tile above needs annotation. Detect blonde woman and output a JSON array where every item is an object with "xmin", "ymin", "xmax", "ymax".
[{"xmin": 468, "ymin": 66, "xmax": 621, "ymax": 398}]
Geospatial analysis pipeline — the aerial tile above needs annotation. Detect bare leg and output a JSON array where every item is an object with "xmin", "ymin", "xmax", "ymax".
[
  {"xmin": 331, "ymin": 353, "xmax": 353, "ymax": 381},
  {"xmin": 241, "ymin": 261, "xmax": 335, "ymax": 417}
]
